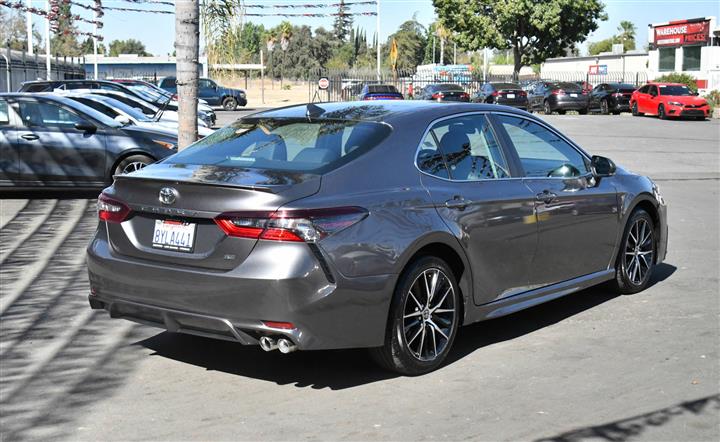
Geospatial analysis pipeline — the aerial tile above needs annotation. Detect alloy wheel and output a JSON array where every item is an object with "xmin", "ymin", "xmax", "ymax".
[
  {"xmin": 402, "ymin": 268, "xmax": 456, "ymax": 361},
  {"xmin": 623, "ymin": 218, "xmax": 654, "ymax": 285},
  {"xmin": 658, "ymin": 105, "xmax": 666, "ymax": 120},
  {"xmin": 121, "ymin": 161, "xmax": 147, "ymax": 174}
]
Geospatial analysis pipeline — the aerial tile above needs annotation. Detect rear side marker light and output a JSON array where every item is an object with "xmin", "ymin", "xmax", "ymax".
[
  {"xmin": 215, "ymin": 206, "xmax": 368, "ymax": 243},
  {"xmin": 97, "ymin": 193, "xmax": 131, "ymax": 223},
  {"xmin": 262, "ymin": 321, "xmax": 295, "ymax": 330}
]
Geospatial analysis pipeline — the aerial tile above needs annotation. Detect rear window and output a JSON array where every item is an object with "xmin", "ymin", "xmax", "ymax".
[
  {"xmin": 165, "ymin": 118, "xmax": 392, "ymax": 173},
  {"xmin": 493, "ymin": 83, "xmax": 521, "ymax": 90},
  {"xmin": 22, "ymin": 83, "xmax": 51, "ymax": 92},
  {"xmin": 555, "ymin": 82, "xmax": 583, "ymax": 92},
  {"xmin": 435, "ymin": 84, "xmax": 464, "ymax": 91},
  {"xmin": 160, "ymin": 78, "xmax": 176, "ymax": 88},
  {"xmin": 368, "ymin": 85, "xmax": 399, "ymax": 94}
]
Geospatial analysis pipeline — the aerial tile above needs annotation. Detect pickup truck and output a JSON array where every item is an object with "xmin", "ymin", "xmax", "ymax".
[{"xmin": 159, "ymin": 77, "xmax": 247, "ymax": 110}]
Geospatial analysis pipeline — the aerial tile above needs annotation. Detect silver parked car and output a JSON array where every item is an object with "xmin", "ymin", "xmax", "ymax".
[{"xmin": 87, "ymin": 101, "xmax": 668, "ymax": 375}]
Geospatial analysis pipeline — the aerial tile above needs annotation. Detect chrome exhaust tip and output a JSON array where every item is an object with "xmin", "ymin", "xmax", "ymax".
[
  {"xmin": 259, "ymin": 336, "xmax": 277, "ymax": 352},
  {"xmin": 277, "ymin": 338, "xmax": 297, "ymax": 354}
]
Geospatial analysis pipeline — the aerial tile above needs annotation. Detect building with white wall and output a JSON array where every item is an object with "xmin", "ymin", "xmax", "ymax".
[{"xmin": 647, "ymin": 17, "xmax": 719, "ymax": 93}]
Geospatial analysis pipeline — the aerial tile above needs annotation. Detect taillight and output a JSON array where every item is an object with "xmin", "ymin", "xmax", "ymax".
[
  {"xmin": 460, "ymin": 92, "xmax": 469, "ymax": 99},
  {"xmin": 582, "ymin": 90, "xmax": 588, "ymax": 95},
  {"xmin": 215, "ymin": 207, "xmax": 368, "ymax": 243},
  {"xmin": 519, "ymin": 91, "xmax": 527, "ymax": 97},
  {"xmin": 552, "ymin": 89, "xmax": 566, "ymax": 95},
  {"xmin": 171, "ymin": 93, "xmax": 178, "ymax": 100},
  {"xmin": 97, "ymin": 193, "xmax": 131, "ymax": 223},
  {"xmin": 491, "ymin": 91, "xmax": 499, "ymax": 96},
  {"xmin": 432, "ymin": 92, "xmax": 444, "ymax": 100}
]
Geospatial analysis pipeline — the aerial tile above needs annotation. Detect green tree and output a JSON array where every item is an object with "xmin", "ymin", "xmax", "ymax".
[
  {"xmin": 617, "ymin": 20, "xmax": 636, "ymax": 49},
  {"xmin": 333, "ymin": 0, "xmax": 353, "ymax": 42},
  {"xmin": 432, "ymin": 0, "xmax": 607, "ymax": 78},
  {"xmin": 588, "ymin": 38, "xmax": 614, "ymax": 55},
  {"xmin": 383, "ymin": 19, "xmax": 426, "ymax": 71},
  {"xmin": 50, "ymin": 2, "xmax": 81, "ymax": 56},
  {"xmin": 0, "ymin": 9, "xmax": 43, "ymax": 52},
  {"xmin": 80, "ymin": 37, "xmax": 106, "ymax": 56},
  {"xmin": 108, "ymin": 39, "xmax": 150, "ymax": 57}
]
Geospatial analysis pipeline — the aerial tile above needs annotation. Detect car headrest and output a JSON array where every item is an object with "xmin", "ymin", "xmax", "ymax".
[{"xmin": 249, "ymin": 135, "xmax": 287, "ymax": 161}]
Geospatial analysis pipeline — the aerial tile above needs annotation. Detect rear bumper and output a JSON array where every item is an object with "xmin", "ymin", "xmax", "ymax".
[
  {"xmin": 87, "ymin": 230, "xmax": 395, "ymax": 350},
  {"xmin": 553, "ymin": 99, "xmax": 589, "ymax": 110}
]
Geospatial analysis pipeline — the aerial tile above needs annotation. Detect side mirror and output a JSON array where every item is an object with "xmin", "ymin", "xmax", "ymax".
[
  {"xmin": 591, "ymin": 155, "xmax": 616, "ymax": 178},
  {"xmin": 74, "ymin": 121, "xmax": 97, "ymax": 133},
  {"xmin": 114, "ymin": 115, "xmax": 131, "ymax": 125}
]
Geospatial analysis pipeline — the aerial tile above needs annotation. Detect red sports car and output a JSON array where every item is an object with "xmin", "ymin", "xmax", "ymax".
[{"xmin": 630, "ymin": 82, "xmax": 710, "ymax": 120}]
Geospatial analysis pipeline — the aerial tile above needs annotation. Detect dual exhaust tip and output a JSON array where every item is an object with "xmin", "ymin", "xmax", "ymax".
[{"xmin": 259, "ymin": 336, "xmax": 297, "ymax": 354}]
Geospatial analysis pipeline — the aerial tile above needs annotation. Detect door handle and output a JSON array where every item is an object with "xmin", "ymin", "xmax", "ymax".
[
  {"xmin": 535, "ymin": 190, "xmax": 557, "ymax": 204},
  {"xmin": 20, "ymin": 134, "xmax": 39, "ymax": 141},
  {"xmin": 445, "ymin": 196, "xmax": 471, "ymax": 210}
]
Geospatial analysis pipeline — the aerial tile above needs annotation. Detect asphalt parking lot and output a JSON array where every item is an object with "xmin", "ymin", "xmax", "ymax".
[{"xmin": 1, "ymin": 111, "xmax": 718, "ymax": 441}]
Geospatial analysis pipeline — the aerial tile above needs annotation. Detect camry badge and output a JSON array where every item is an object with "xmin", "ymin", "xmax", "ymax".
[{"xmin": 159, "ymin": 187, "xmax": 178, "ymax": 205}]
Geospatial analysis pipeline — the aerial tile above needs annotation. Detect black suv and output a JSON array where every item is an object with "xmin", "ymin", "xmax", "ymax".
[
  {"xmin": 159, "ymin": 77, "xmax": 247, "ymax": 110},
  {"xmin": 587, "ymin": 83, "xmax": 637, "ymax": 115}
]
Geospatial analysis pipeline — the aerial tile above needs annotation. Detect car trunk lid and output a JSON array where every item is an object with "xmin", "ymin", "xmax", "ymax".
[{"xmin": 104, "ymin": 163, "xmax": 321, "ymax": 270}]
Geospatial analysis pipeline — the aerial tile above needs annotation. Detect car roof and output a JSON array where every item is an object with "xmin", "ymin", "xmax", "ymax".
[
  {"xmin": 250, "ymin": 101, "xmax": 529, "ymax": 124},
  {"xmin": 647, "ymin": 82, "xmax": 686, "ymax": 86}
]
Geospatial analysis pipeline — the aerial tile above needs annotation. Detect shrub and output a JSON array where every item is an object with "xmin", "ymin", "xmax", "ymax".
[
  {"xmin": 654, "ymin": 73, "xmax": 698, "ymax": 93},
  {"xmin": 703, "ymin": 90, "xmax": 720, "ymax": 109},
  {"xmin": 282, "ymin": 84, "xmax": 292, "ymax": 90}
]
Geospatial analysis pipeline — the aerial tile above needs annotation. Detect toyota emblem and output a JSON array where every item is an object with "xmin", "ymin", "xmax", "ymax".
[{"xmin": 158, "ymin": 187, "xmax": 178, "ymax": 205}]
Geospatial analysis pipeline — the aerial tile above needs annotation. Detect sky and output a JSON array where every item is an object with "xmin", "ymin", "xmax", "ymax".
[{"xmin": 23, "ymin": 0, "xmax": 720, "ymax": 57}]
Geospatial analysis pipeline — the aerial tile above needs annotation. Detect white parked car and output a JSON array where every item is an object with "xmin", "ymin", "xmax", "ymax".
[{"xmin": 62, "ymin": 93, "xmax": 215, "ymax": 137}]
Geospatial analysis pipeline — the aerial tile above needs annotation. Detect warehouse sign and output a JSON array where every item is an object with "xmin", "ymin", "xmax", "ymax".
[{"xmin": 654, "ymin": 19, "xmax": 710, "ymax": 47}]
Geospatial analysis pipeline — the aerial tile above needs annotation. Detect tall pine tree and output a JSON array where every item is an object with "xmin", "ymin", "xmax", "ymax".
[{"xmin": 332, "ymin": 0, "xmax": 353, "ymax": 42}]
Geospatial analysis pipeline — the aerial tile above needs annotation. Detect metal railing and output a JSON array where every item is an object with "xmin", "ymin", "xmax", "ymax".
[{"xmin": 0, "ymin": 47, "xmax": 85, "ymax": 92}]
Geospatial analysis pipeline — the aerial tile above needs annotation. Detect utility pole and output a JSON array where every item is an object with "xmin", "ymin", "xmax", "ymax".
[
  {"xmin": 376, "ymin": 0, "xmax": 380, "ymax": 81},
  {"xmin": 44, "ymin": 0, "xmax": 50, "ymax": 79},
  {"xmin": 25, "ymin": 1, "xmax": 33, "ymax": 55},
  {"xmin": 176, "ymin": 0, "xmax": 199, "ymax": 149}
]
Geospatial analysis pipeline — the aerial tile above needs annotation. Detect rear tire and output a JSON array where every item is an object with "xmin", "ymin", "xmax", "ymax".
[
  {"xmin": 370, "ymin": 256, "xmax": 460, "ymax": 375},
  {"xmin": 112, "ymin": 154, "xmax": 154, "ymax": 180},
  {"xmin": 222, "ymin": 97, "xmax": 238, "ymax": 111},
  {"xmin": 578, "ymin": 108, "xmax": 588, "ymax": 115},
  {"xmin": 611, "ymin": 209, "xmax": 656, "ymax": 294}
]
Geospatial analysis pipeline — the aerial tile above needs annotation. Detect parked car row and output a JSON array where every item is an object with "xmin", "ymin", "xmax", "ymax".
[{"xmin": 359, "ymin": 80, "xmax": 711, "ymax": 120}]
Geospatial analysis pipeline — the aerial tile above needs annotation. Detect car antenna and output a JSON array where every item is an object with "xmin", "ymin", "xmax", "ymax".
[{"xmin": 306, "ymin": 103, "xmax": 324, "ymax": 121}]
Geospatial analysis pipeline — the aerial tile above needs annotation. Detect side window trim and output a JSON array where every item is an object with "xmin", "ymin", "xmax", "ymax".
[
  {"xmin": 414, "ymin": 111, "xmax": 516, "ymax": 181},
  {"xmin": 488, "ymin": 112, "xmax": 591, "ymax": 179}
]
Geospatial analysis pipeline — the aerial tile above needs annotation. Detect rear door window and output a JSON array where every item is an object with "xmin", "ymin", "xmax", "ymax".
[
  {"xmin": 417, "ymin": 114, "xmax": 510, "ymax": 181},
  {"xmin": 166, "ymin": 118, "xmax": 392, "ymax": 174}
]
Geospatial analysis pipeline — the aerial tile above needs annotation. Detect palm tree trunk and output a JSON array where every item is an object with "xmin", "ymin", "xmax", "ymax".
[
  {"xmin": 440, "ymin": 39, "xmax": 444, "ymax": 65},
  {"xmin": 176, "ymin": 0, "xmax": 199, "ymax": 150}
]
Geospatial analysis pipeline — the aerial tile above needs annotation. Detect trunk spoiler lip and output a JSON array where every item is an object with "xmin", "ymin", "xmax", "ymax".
[
  {"xmin": 112, "ymin": 173, "xmax": 282, "ymax": 193},
  {"xmin": 113, "ymin": 166, "xmax": 322, "ymax": 193}
]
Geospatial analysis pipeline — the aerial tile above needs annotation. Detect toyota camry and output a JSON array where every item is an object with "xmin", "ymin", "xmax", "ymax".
[{"xmin": 87, "ymin": 101, "xmax": 668, "ymax": 375}]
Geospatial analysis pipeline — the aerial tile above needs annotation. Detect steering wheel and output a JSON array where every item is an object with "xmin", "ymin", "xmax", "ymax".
[{"xmin": 547, "ymin": 163, "xmax": 581, "ymax": 178}]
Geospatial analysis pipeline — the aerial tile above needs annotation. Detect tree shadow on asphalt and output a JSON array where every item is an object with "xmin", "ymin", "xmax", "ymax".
[
  {"xmin": 534, "ymin": 393, "xmax": 720, "ymax": 442},
  {"xmin": 138, "ymin": 263, "xmax": 676, "ymax": 390}
]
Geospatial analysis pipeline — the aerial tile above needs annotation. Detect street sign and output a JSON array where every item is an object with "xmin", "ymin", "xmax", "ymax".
[{"xmin": 318, "ymin": 77, "xmax": 330, "ymax": 90}]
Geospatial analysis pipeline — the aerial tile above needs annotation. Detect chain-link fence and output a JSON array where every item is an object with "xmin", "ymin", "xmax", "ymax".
[{"xmin": 0, "ymin": 47, "xmax": 85, "ymax": 92}]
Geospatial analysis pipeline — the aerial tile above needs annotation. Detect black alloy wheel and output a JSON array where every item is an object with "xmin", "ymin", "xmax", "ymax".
[{"xmin": 612, "ymin": 209, "xmax": 656, "ymax": 294}]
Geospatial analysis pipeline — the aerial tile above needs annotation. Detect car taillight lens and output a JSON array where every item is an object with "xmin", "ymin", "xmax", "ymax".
[
  {"xmin": 215, "ymin": 207, "xmax": 368, "ymax": 243},
  {"xmin": 432, "ymin": 92, "xmax": 444, "ymax": 99},
  {"xmin": 97, "ymin": 193, "xmax": 131, "ymax": 223},
  {"xmin": 491, "ymin": 91, "xmax": 499, "ymax": 96},
  {"xmin": 519, "ymin": 91, "xmax": 527, "ymax": 97},
  {"xmin": 460, "ymin": 92, "xmax": 469, "ymax": 98},
  {"xmin": 552, "ymin": 89, "xmax": 565, "ymax": 95}
]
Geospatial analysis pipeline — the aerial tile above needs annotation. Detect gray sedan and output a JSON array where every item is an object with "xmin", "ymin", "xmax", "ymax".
[{"xmin": 87, "ymin": 102, "xmax": 668, "ymax": 375}]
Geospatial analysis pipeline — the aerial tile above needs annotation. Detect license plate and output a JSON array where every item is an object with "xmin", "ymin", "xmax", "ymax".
[
  {"xmin": 570, "ymin": 93, "xmax": 578, "ymax": 98},
  {"xmin": 506, "ymin": 93, "xmax": 515, "ymax": 99},
  {"xmin": 152, "ymin": 219, "xmax": 196, "ymax": 252}
]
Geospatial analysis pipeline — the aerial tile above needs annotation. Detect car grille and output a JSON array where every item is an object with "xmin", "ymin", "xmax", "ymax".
[
  {"xmin": 681, "ymin": 109, "xmax": 705, "ymax": 116},
  {"xmin": 684, "ymin": 104, "xmax": 704, "ymax": 109}
]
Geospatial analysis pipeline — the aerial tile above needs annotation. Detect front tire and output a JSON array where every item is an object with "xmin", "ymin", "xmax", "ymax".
[
  {"xmin": 658, "ymin": 104, "xmax": 667, "ymax": 120},
  {"xmin": 370, "ymin": 256, "xmax": 460, "ymax": 375},
  {"xmin": 631, "ymin": 102, "xmax": 643, "ymax": 116},
  {"xmin": 600, "ymin": 99, "xmax": 609, "ymax": 115},
  {"xmin": 611, "ymin": 209, "xmax": 656, "ymax": 294},
  {"xmin": 222, "ymin": 97, "xmax": 238, "ymax": 111},
  {"xmin": 544, "ymin": 101, "xmax": 553, "ymax": 115}
]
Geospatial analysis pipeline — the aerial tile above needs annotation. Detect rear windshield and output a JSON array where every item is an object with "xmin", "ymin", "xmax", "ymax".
[
  {"xmin": 434, "ymin": 84, "xmax": 464, "ymax": 91},
  {"xmin": 165, "ymin": 118, "xmax": 392, "ymax": 173},
  {"xmin": 493, "ymin": 83, "xmax": 521, "ymax": 90},
  {"xmin": 659, "ymin": 85, "xmax": 691, "ymax": 96},
  {"xmin": 554, "ymin": 82, "xmax": 583, "ymax": 91},
  {"xmin": 22, "ymin": 83, "xmax": 52, "ymax": 92},
  {"xmin": 368, "ymin": 85, "xmax": 399, "ymax": 94}
]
